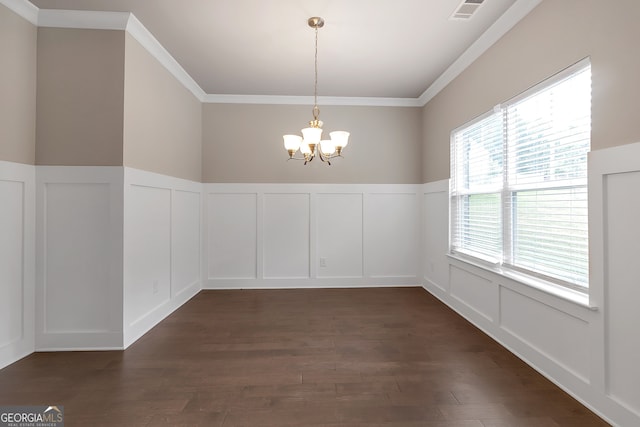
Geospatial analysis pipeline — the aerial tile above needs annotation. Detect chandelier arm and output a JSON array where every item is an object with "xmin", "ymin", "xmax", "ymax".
[{"xmin": 318, "ymin": 149, "xmax": 326, "ymax": 163}]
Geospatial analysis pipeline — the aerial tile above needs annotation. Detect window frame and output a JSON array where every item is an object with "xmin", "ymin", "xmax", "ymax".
[{"xmin": 449, "ymin": 58, "xmax": 591, "ymax": 293}]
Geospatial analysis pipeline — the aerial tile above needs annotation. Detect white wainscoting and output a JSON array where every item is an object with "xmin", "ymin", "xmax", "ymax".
[
  {"xmin": 0, "ymin": 161, "xmax": 35, "ymax": 369},
  {"xmin": 499, "ymin": 286, "xmax": 590, "ymax": 382},
  {"xmin": 422, "ymin": 181, "xmax": 449, "ymax": 294},
  {"xmin": 590, "ymin": 143, "xmax": 640, "ymax": 425},
  {"xmin": 36, "ymin": 166, "xmax": 124, "ymax": 350},
  {"xmin": 366, "ymin": 193, "xmax": 419, "ymax": 279},
  {"xmin": 263, "ymin": 193, "xmax": 310, "ymax": 279},
  {"xmin": 422, "ymin": 141, "xmax": 640, "ymax": 427},
  {"xmin": 449, "ymin": 265, "xmax": 497, "ymax": 323},
  {"xmin": 172, "ymin": 189, "xmax": 202, "ymax": 297},
  {"xmin": 123, "ymin": 168, "xmax": 201, "ymax": 347},
  {"xmin": 604, "ymin": 171, "xmax": 640, "ymax": 416},
  {"xmin": 317, "ymin": 193, "xmax": 363, "ymax": 279},
  {"xmin": 207, "ymin": 193, "xmax": 257, "ymax": 279},
  {"xmin": 204, "ymin": 184, "xmax": 421, "ymax": 289}
]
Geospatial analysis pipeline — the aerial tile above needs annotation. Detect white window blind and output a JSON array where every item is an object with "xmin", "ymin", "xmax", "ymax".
[
  {"xmin": 450, "ymin": 60, "xmax": 591, "ymax": 289},
  {"xmin": 450, "ymin": 111, "xmax": 504, "ymax": 263}
]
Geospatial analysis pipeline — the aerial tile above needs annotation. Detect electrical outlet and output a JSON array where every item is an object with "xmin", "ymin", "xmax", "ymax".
[
  {"xmin": 152, "ymin": 280, "xmax": 159, "ymax": 294},
  {"xmin": 319, "ymin": 257, "xmax": 327, "ymax": 268}
]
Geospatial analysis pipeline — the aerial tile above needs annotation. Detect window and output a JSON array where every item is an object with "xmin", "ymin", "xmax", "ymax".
[{"xmin": 450, "ymin": 59, "xmax": 591, "ymax": 290}]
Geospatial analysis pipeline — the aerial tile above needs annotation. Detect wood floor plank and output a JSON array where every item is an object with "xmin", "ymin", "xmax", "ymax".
[{"xmin": 0, "ymin": 287, "xmax": 609, "ymax": 426}]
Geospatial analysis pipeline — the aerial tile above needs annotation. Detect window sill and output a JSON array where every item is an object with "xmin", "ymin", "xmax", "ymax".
[{"xmin": 447, "ymin": 253, "xmax": 597, "ymax": 311}]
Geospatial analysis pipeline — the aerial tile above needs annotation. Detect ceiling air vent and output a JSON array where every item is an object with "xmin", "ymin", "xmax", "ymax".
[{"xmin": 450, "ymin": 0, "xmax": 485, "ymax": 20}]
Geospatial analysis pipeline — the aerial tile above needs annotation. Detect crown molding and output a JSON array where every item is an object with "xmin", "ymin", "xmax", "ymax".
[
  {"xmin": 125, "ymin": 14, "xmax": 206, "ymax": 101},
  {"xmin": 418, "ymin": 0, "xmax": 543, "ymax": 105},
  {"xmin": 38, "ymin": 9, "xmax": 130, "ymax": 30},
  {"xmin": 0, "ymin": 0, "xmax": 38, "ymax": 25},
  {"xmin": 6, "ymin": 0, "xmax": 541, "ymax": 108},
  {"xmin": 203, "ymin": 94, "xmax": 423, "ymax": 107},
  {"xmin": 33, "ymin": 7, "xmax": 206, "ymax": 101}
]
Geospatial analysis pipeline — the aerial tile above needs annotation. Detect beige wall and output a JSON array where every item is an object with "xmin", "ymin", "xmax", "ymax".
[
  {"xmin": 0, "ymin": 5, "xmax": 37, "ymax": 164},
  {"xmin": 422, "ymin": 0, "xmax": 640, "ymax": 183},
  {"xmin": 36, "ymin": 28, "xmax": 125, "ymax": 166},
  {"xmin": 202, "ymin": 103, "xmax": 422, "ymax": 183},
  {"xmin": 123, "ymin": 34, "xmax": 202, "ymax": 182}
]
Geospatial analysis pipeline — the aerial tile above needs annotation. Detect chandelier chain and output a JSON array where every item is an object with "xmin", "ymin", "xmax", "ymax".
[{"xmin": 313, "ymin": 24, "xmax": 319, "ymax": 121}]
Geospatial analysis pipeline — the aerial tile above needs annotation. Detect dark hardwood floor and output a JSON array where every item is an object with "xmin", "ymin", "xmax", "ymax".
[{"xmin": 0, "ymin": 287, "xmax": 608, "ymax": 426}]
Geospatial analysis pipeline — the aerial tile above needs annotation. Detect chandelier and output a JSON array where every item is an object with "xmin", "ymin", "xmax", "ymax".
[{"xmin": 283, "ymin": 17, "xmax": 350, "ymax": 165}]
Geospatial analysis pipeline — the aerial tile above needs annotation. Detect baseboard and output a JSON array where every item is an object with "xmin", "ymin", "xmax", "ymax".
[
  {"xmin": 123, "ymin": 280, "xmax": 200, "ymax": 348},
  {"xmin": 0, "ymin": 346, "xmax": 35, "ymax": 371},
  {"xmin": 204, "ymin": 277, "xmax": 421, "ymax": 290},
  {"xmin": 36, "ymin": 332, "xmax": 124, "ymax": 351}
]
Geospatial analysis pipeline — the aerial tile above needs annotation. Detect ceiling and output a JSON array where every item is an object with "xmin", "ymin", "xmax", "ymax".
[{"xmin": 28, "ymin": 0, "xmax": 522, "ymax": 99}]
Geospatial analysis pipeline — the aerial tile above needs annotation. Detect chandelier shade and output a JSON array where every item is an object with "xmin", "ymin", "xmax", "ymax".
[
  {"xmin": 301, "ymin": 127, "xmax": 322, "ymax": 146},
  {"xmin": 283, "ymin": 17, "xmax": 350, "ymax": 165},
  {"xmin": 330, "ymin": 131, "xmax": 349, "ymax": 153},
  {"xmin": 320, "ymin": 140, "xmax": 336, "ymax": 156},
  {"xmin": 300, "ymin": 139, "xmax": 312, "ymax": 155},
  {"xmin": 283, "ymin": 135, "xmax": 302, "ymax": 157}
]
